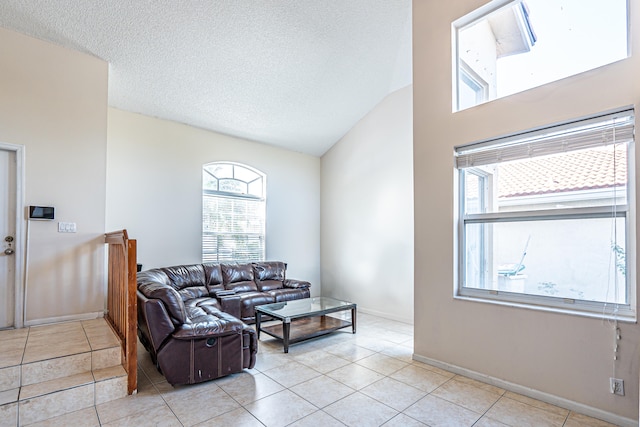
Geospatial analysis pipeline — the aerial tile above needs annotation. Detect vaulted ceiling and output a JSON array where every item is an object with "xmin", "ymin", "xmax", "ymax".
[{"xmin": 0, "ymin": 1, "xmax": 412, "ymax": 156}]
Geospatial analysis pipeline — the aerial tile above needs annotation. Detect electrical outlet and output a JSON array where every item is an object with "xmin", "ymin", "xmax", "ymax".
[{"xmin": 610, "ymin": 378, "xmax": 624, "ymax": 396}]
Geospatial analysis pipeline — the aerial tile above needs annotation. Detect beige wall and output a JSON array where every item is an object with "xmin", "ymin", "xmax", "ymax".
[
  {"xmin": 106, "ymin": 108, "xmax": 321, "ymax": 291},
  {"xmin": 413, "ymin": 0, "xmax": 639, "ymax": 422},
  {"xmin": 321, "ymin": 85, "xmax": 414, "ymax": 322},
  {"xmin": 0, "ymin": 27, "xmax": 108, "ymax": 324}
]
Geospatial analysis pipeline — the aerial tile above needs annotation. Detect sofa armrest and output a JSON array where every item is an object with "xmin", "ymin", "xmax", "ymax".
[
  {"xmin": 172, "ymin": 311, "xmax": 244, "ymax": 339},
  {"xmin": 284, "ymin": 279, "xmax": 311, "ymax": 289},
  {"xmin": 211, "ymin": 290, "xmax": 241, "ymax": 319},
  {"xmin": 137, "ymin": 291, "xmax": 176, "ymax": 352},
  {"xmin": 138, "ymin": 282, "xmax": 187, "ymax": 324}
]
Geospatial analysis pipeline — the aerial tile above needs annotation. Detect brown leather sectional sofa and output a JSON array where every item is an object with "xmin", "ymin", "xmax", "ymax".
[{"xmin": 136, "ymin": 261, "xmax": 311, "ymax": 385}]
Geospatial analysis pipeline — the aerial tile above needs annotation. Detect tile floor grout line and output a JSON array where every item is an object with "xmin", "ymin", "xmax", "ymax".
[
  {"xmin": 19, "ymin": 325, "xmax": 30, "ymax": 365},
  {"xmin": 150, "ymin": 377, "xmax": 186, "ymax": 427},
  {"xmin": 399, "ymin": 409, "xmax": 433, "ymax": 427},
  {"xmin": 16, "ymin": 326, "xmax": 29, "ymax": 427},
  {"xmin": 104, "ymin": 367, "xmax": 179, "ymax": 427},
  {"xmin": 473, "ymin": 391, "xmax": 510, "ymax": 427},
  {"xmin": 287, "ymin": 408, "xmax": 347, "ymax": 427},
  {"xmin": 195, "ymin": 383, "xmax": 260, "ymax": 427},
  {"xmin": 309, "ymin": 353, "xmax": 414, "ymax": 421},
  {"xmin": 500, "ymin": 394, "xmax": 570, "ymax": 419},
  {"xmin": 80, "ymin": 320, "xmax": 91, "ymax": 352}
]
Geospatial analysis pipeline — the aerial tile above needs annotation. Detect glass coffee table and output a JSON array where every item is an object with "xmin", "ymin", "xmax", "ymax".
[{"xmin": 255, "ymin": 297, "xmax": 356, "ymax": 353}]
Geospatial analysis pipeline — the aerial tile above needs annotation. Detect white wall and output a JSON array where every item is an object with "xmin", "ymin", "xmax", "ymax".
[
  {"xmin": 106, "ymin": 108, "xmax": 321, "ymax": 292},
  {"xmin": 321, "ymin": 85, "xmax": 414, "ymax": 323},
  {"xmin": 414, "ymin": 0, "xmax": 639, "ymax": 422},
  {"xmin": 0, "ymin": 27, "xmax": 108, "ymax": 324}
]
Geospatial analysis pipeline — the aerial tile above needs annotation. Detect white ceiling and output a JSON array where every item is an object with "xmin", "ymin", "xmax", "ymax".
[{"xmin": 0, "ymin": 1, "xmax": 412, "ymax": 156}]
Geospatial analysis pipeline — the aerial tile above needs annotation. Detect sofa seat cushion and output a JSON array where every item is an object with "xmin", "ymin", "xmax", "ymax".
[
  {"xmin": 225, "ymin": 280, "xmax": 258, "ymax": 293},
  {"xmin": 178, "ymin": 286, "xmax": 210, "ymax": 301},
  {"xmin": 239, "ymin": 292, "xmax": 275, "ymax": 320},
  {"xmin": 255, "ymin": 280, "xmax": 283, "ymax": 291},
  {"xmin": 173, "ymin": 310, "xmax": 244, "ymax": 339},
  {"xmin": 268, "ymin": 288, "xmax": 311, "ymax": 303}
]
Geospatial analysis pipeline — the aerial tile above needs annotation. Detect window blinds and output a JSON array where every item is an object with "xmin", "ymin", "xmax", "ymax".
[
  {"xmin": 202, "ymin": 194, "xmax": 265, "ymax": 262},
  {"xmin": 455, "ymin": 109, "xmax": 634, "ymax": 168},
  {"xmin": 202, "ymin": 234, "xmax": 264, "ymax": 263}
]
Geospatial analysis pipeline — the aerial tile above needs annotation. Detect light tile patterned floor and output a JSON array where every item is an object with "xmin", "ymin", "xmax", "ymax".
[
  {"xmin": 0, "ymin": 318, "xmax": 126, "ymax": 426},
  {"xmin": 15, "ymin": 313, "xmax": 621, "ymax": 426}
]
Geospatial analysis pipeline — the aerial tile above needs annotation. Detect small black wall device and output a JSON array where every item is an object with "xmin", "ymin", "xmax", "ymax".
[{"xmin": 29, "ymin": 206, "xmax": 55, "ymax": 220}]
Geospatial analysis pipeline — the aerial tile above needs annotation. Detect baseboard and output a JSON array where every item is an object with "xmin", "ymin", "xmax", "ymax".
[
  {"xmin": 358, "ymin": 307, "xmax": 413, "ymax": 325},
  {"xmin": 24, "ymin": 311, "xmax": 104, "ymax": 327},
  {"xmin": 412, "ymin": 354, "xmax": 636, "ymax": 427}
]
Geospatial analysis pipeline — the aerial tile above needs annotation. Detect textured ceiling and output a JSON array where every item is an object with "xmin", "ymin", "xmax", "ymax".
[{"xmin": 0, "ymin": 1, "xmax": 412, "ymax": 156}]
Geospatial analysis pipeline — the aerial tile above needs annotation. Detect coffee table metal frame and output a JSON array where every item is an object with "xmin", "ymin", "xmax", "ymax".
[{"xmin": 255, "ymin": 297, "xmax": 356, "ymax": 353}]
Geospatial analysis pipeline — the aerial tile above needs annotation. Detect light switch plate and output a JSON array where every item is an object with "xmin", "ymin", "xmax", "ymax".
[{"xmin": 58, "ymin": 222, "xmax": 77, "ymax": 233}]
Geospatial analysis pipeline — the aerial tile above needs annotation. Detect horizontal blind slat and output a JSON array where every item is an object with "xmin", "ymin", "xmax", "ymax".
[{"xmin": 456, "ymin": 112, "xmax": 634, "ymax": 168}]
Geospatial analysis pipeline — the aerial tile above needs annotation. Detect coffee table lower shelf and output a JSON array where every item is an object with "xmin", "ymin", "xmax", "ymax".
[{"xmin": 259, "ymin": 315, "xmax": 353, "ymax": 352}]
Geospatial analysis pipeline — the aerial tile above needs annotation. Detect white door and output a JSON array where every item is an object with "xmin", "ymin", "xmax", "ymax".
[{"xmin": 0, "ymin": 148, "xmax": 16, "ymax": 329}]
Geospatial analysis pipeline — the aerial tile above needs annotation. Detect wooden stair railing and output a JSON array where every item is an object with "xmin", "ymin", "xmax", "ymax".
[{"xmin": 104, "ymin": 229, "xmax": 137, "ymax": 395}]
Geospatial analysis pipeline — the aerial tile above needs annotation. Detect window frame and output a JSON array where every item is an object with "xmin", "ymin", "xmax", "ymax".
[
  {"xmin": 452, "ymin": 0, "xmax": 630, "ymax": 112},
  {"xmin": 455, "ymin": 109, "xmax": 636, "ymax": 320},
  {"xmin": 202, "ymin": 162, "xmax": 266, "ymax": 263},
  {"xmin": 457, "ymin": 61, "xmax": 489, "ymax": 111}
]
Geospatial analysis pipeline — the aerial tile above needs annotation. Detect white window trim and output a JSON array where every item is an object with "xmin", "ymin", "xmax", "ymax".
[
  {"xmin": 457, "ymin": 61, "xmax": 489, "ymax": 111},
  {"xmin": 455, "ymin": 109, "xmax": 636, "ymax": 320}
]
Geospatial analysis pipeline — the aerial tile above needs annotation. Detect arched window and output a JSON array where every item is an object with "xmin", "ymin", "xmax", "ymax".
[{"xmin": 202, "ymin": 162, "xmax": 266, "ymax": 262}]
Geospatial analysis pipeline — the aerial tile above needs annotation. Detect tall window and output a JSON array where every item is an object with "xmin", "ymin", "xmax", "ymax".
[
  {"xmin": 202, "ymin": 162, "xmax": 266, "ymax": 262},
  {"xmin": 453, "ymin": 0, "xmax": 628, "ymax": 111},
  {"xmin": 456, "ymin": 110, "xmax": 635, "ymax": 318}
]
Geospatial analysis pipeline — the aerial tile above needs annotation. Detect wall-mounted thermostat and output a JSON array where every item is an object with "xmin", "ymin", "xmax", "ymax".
[{"xmin": 29, "ymin": 206, "xmax": 55, "ymax": 220}]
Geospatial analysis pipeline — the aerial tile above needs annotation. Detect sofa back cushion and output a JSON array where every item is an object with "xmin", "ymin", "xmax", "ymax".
[
  {"xmin": 162, "ymin": 264, "xmax": 209, "ymax": 301},
  {"xmin": 203, "ymin": 263, "xmax": 225, "ymax": 293},
  {"xmin": 221, "ymin": 263, "xmax": 258, "ymax": 292},
  {"xmin": 253, "ymin": 261, "xmax": 286, "ymax": 291}
]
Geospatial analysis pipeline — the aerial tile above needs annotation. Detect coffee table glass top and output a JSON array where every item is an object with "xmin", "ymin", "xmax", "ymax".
[{"xmin": 255, "ymin": 297, "xmax": 355, "ymax": 320}]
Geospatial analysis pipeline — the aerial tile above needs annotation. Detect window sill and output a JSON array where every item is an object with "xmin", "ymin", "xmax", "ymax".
[{"xmin": 453, "ymin": 294, "xmax": 637, "ymax": 323}]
